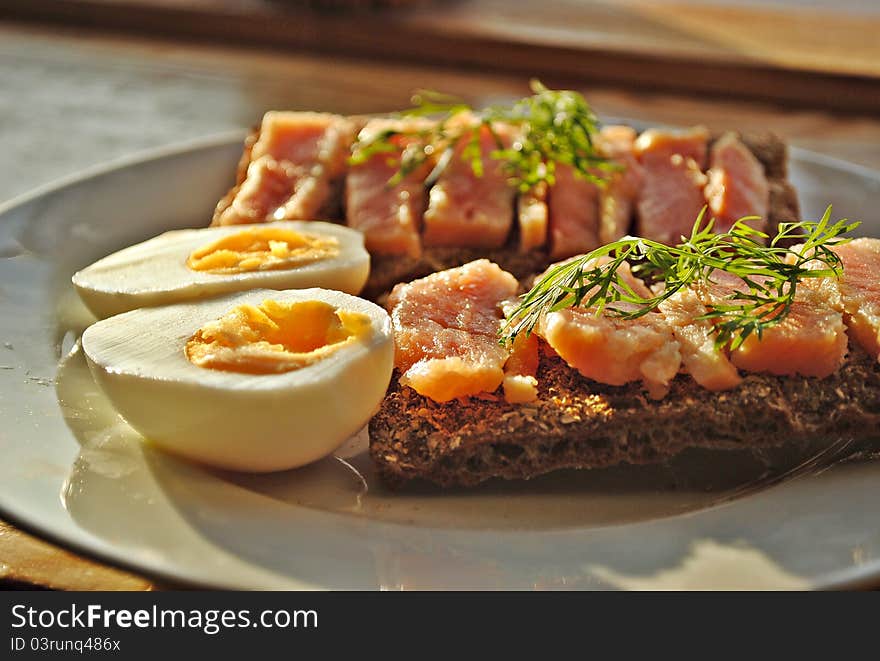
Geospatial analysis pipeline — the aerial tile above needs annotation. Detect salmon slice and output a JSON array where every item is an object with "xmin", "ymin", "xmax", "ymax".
[
  {"xmin": 345, "ymin": 118, "xmax": 432, "ymax": 257},
  {"xmin": 547, "ymin": 164, "xmax": 601, "ymax": 259},
  {"xmin": 502, "ymin": 332, "xmax": 540, "ymax": 404},
  {"xmin": 658, "ymin": 281, "xmax": 742, "ymax": 391},
  {"xmin": 704, "ymin": 132, "xmax": 770, "ymax": 233},
  {"xmin": 535, "ymin": 257, "xmax": 681, "ymax": 398},
  {"xmin": 422, "ymin": 117, "xmax": 516, "ymax": 249},
  {"xmin": 213, "ymin": 112, "xmax": 356, "ymax": 226},
  {"xmin": 539, "ymin": 310, "xmax": 681, "ymax": 399},
  {"xmin": 634, "ymin": 126, "xmax": 709, "ymax": 245},
  {"xmin": 832, "ymin": 238, "xmax": 880, "ymax": 360},
  {"xmin": 517, "ymin": 182, "xmax": 549, "ymax": 252},
  {"xmin": 547, "ymin": 126, "xmax": 643, "ymax": 256},
  {"xmin": 700, "ymin": 269, "xmax": 848, "ymax": 378},
  {"xmin": 387, "ymin": 260, "xmax": 519, "ymax": 402},
  {"xmin": 596, "ymin": 125, "xmax": 643, "ymax": 244}
]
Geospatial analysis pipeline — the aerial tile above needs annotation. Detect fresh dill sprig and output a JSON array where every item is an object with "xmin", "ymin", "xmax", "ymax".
[
  {"xmin": 348, "ymin": 80, "xmax": 615, "ymax": 192},
  {"xmin": 499, "ymin": 206, "xmax": 859, "ymax": 350}
]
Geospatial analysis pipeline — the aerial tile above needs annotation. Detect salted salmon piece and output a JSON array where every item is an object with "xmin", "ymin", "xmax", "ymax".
[
  {"xmin": 502, "ymin": 332, "xmax": 540, "ymax": 404},
  {"xmin": 634, "ymin": 126, "xmax": 709, "ymax": 245},
  {"xmin": 387, "ymin": 260, "xmax": 519, "ymax": 402},
  {"xmin": 518, "ymin": 125, "xmax": 639, "ymax": 255},
  {"xmin": 703, "ymin": 269, "xmax": 848, "ymax": 378},
  {"xmin": 704, "ymin": 133, "xmax": 769, "ymax": 233},
  {"xmin": 422, "ymin": 117, "xmax": 516, "ymax": 249},
  {"xmin": 637, "ymin": 126, "xmax": 709, "ymax": 168},
  {"xmin": 345, "ymin": 118, "xmax": 432, "ymax": 258},
  {"xmin": 214, "ymin": 112, "xmax": 356, "ymax": 226},
  {"xmin": 596, "ymin": 125, "xmax": 643, "ymax": 244},
  {"xmin": 539, "ymin": 309, "xmax": 681, "ymax": 399},
  {"xmin": 659, "ymin": 282, "xmax": 742, "ymax": 391},
  {"xmin": 547, "ymin": 164, "xmax": 601, "ymax": 259},
  {"xmin": 517, "ymin": 182, "xmax": 549, "ymax": 252},
  {"xmin": 832, "ymin": 238, "xmax": 880, "ymax": 360},
  {"xmin": 535, "ymin": 257, "xmax": 681, "ymax": 398}
]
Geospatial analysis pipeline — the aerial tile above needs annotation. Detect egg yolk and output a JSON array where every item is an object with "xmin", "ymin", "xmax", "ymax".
[
  {"xmin": 185, "ymin": 299, "xmax": 371, "ymax": 374},
  {"xmin": 187, "ymin": 227, "xmax": 339, "ymax": 274}
]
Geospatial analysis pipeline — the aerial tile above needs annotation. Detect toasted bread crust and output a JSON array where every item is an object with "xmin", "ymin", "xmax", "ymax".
[{"xmin": 369, "ymin": 347, "xmax": 880, "ymax": 488}]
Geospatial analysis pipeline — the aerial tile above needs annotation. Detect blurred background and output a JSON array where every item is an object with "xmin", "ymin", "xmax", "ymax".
[
  {"xmin": 0, "ymin": 0, "xmax": 878, "ymax": 589},
  {"xmin": 0, "ymin": 0, "xmax": 878, "ymax": 205}
]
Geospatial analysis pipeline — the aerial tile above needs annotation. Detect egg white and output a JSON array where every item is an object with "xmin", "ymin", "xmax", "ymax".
[
  {"xmin": 81, "ymin": 288, "xmax": 393, "ymax": 472},
  {"xmin": 72, "ymin": 221, "xmax": 370, "ymax": 319}
]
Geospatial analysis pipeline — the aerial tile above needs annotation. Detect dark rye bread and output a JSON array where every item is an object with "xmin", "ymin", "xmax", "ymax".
[
  {"xmin": 369, "ymin": 347, "xmax": 880, "ymax": 488},
  {"xmin": 364, "ymin": 131, "xmax": 799, "ymax": 298}
]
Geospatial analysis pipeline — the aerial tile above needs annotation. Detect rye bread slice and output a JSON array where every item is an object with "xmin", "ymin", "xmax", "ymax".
[{"xmin": 369, "ymin": 347, "xmax": 880, "ymax": 488}]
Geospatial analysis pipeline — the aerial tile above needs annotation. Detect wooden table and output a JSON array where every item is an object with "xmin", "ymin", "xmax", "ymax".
[
  {"xmin": 3, "ymin": 0, "xmax": 880, "ymax": 111},
  {"xmin": 0, "ymin": 3, "xmax": 879, "ymax": 589}
]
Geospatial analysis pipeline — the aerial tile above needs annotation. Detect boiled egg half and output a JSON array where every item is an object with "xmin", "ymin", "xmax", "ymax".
[
  {"xmin": 73, "ymin": 221, "xmax": 369, "ymax": 319},
  {"xmin": 81, "ymin": 287, "xmax": 393, "ymax": 472}
]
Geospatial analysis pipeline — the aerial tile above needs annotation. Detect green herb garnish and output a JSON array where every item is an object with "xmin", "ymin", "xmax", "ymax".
[
  {"xmin": 499, "ymin": 206, "xmax": 858, "ymax": 349},
  {"xmin": 348, "ymin": 80, "xmax": 615, "ymax": 192}
]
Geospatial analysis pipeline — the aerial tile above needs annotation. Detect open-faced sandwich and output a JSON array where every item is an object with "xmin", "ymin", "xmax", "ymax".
[{"xmin": 370, "ymin": 230, "xmax": 880, "ymax": 487}]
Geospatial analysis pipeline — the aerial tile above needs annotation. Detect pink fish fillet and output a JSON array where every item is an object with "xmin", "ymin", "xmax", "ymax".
[
  {"xmin": 547, "ymin": 164, "xmax": 601, "ymax": 259},
  {"xmin": 345, "ymin": 118, "xmax": 432, "ymax": 258},
  {"xmin": 704, "ymin": 132, "xmax": 769, "ymax": 233},
  {"xmin": 832, "ymin": 238, "xmax": 880, "ymax": 361},
  {"xmin": 703, "ymin": 269, "xmax": 848, "ymax": 378},
  {"xmin": 214, "ymin": 111, "xmax": 355, "ymax": 226},
  {"xmin": 502, "ymin": 332, "xmax": 541, "ymax": 404},
  {"xmin": 535, "ymin": 257, "xmax": 682, "ymax": 399},
  {"xmin": 517, "ymin": 182, "xmax": 549, "ymax": 252},
  {"xmin": 422, "ymin": 117, "xmax": 516, "ymax": 249},
  {"xmin": 596, "ymin": 125, "xmax": 643, "ymax": 244},
  {"xmin": 387, "ymin": 260, "xmax": 519, "ymax": 402},
  {"xmin": 634, "ymin": 126, "xmax": 709, "ymax": 245},
  {"xmin": 658, "ymin": 280, "xmax": 742, "ymax": 391}
]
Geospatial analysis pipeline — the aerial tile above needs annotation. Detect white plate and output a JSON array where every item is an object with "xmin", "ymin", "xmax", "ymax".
[{"xmin": 1, "ymin": 132, "xmax": 879, "ymax": 590}]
